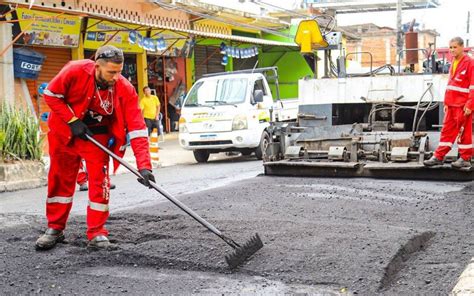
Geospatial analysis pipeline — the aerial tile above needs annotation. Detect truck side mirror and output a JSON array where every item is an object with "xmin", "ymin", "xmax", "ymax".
[{"xmin": 253, "ymin": 89, "xmax": 264, "ymax": 103}]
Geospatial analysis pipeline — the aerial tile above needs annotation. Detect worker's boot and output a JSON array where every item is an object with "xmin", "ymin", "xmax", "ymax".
[
  {"xmin": 110, "ymin": 184, "xmax": 116, "ymax": 190},
  {"xmin": 88, "ymin": 235, "xmax": 116, "ymax": 250},
  {"xmin": 451, "ymin": 157, "xmax": 472, "ymax": 169},
  {"xmin": 35, "ymin": 228, "xmax": 65, "ymax": 250},
  {"xmin": 79, "ymin": 183, "xmax": 88, "ymax": 191},
  {"xmin": 423, "ymin": 156, "xmax": 443, "ymax": 167}
]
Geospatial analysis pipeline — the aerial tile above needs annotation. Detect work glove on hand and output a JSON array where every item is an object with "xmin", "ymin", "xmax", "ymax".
[
  {"xmin": 138, "ymin": 169, "xmax": 155, "ymax": 188},
  {"xmin": 68, "ymin": 119, "xmax": 93, "ymax": 140}
]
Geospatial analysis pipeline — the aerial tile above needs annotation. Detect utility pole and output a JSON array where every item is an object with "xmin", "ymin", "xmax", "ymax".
[
  {"xmin": 396, "ymin": 0, "xmax": 403, "ymax": 60},
  {"xmin": 467, "ymin": 11, "xmax": 470, "ymax": 47}
]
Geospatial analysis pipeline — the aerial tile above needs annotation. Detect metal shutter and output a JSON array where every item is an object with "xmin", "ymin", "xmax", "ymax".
[
  {"xmin": 194, "ymin": 45, "xmax": 224, "ymax": 80},
  {"xmin": 233, "ymin": 55, "xmax": 258, "ymax": 71}
]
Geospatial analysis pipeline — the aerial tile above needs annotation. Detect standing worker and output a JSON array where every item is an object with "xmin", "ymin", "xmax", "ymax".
[
  {"xmin": 36, "ymin": 45, "xmax": 155, "ymax": 250},
  {"xmin": 140, "ymin": 86, "xmax": 161, "ymax": 135},
  {"xmin": 424, "ymin": 37, "xmax": 474, "ymax": 169},
  {"xmin": 76, "ymin": 159, "xmax": 116, "ymax": 191}
]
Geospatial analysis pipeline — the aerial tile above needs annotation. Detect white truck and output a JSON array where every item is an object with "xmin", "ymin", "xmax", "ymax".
[{"xmin": 178, "ymin": 67, "xmax": 298, "ymax": 163}]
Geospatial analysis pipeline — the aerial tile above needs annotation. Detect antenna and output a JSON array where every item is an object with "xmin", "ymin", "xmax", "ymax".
[{"xmin": 251, "ymin": 60, "xmax": 259, "ymax": 74}]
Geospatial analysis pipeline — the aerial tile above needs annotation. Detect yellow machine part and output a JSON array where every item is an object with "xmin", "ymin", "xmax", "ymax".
[{"xmin": 294, "ymin": 20, "xmax": 329, "ymax": 53}]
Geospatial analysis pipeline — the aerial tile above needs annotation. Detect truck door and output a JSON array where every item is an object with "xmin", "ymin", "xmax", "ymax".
[{"xmin": 253, "ymin": 78, "xmax": 271, "ymax": 123}]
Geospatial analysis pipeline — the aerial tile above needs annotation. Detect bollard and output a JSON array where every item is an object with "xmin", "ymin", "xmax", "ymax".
[{"xmin": 150, "ymin": 128, "xmax": 159, "ymax": 163}]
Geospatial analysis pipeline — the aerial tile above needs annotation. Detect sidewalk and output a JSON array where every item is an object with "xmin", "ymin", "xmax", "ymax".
[{"xmin": 118, "ymin": 132, "xmax": 194, "ymax": 174}]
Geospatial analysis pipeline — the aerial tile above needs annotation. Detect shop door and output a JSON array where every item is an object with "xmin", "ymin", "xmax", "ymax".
[{"xmin": 194, "ymin": 45, "xmax": 224, "ymax": 80}]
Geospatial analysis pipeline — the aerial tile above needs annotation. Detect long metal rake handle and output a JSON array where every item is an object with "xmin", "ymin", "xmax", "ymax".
[{"xmin": 85, "ymin": 134, "xmax": 240, "ymax": 249}]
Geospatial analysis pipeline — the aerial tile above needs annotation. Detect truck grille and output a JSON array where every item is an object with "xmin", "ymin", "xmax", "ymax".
[{"xmin": 189, "ymin": 140, "xmax": 233, "ymax": 146}]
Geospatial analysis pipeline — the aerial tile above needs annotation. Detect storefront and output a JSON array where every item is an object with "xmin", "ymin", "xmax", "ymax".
[
  {"xmin": 8, "ymin": 7, "xmax": 82, "ymax": 138},
  {"xmin": 147, "ymin": 30, "xmax": 189, "ymax": 132}
]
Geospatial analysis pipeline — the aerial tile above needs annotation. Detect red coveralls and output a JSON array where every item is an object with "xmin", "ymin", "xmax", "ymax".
[
  {"xmin": 434, "ymin": 55, "xmax": 474, "ymax": 161},
  {"xmin": 43, "ymin": 60, "xmax": 151, "ymax": 240},
  {"xmin": 77, "ymin": 160, "xmax": 87, "ymax": 186}
]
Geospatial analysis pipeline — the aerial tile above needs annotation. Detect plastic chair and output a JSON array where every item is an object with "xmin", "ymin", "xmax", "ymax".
[{"xmin": 158, "ymin": 113, "xmax": 165, "ymax": 143}]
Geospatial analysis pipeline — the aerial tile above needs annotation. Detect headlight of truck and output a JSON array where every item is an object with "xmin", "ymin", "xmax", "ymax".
[
  {"xmin": 232, "ymin": 114, "xmax": 248, "ymax": 130},
  {"xmin": 179, "ymin": 117, "xmax": 188, "ymax": 133}
]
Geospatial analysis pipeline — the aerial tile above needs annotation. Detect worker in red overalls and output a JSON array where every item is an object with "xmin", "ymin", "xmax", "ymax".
[
  {"xmin": 36, "ymin": 45, "xmax": 155, "ymax": 250},
  {"xmin": 424, "ymin": 37, "xmax": 474, "ymax": 169},
  {"xmin": 77, "ymin": 159, "xmax": 116, "ymax": 191}
]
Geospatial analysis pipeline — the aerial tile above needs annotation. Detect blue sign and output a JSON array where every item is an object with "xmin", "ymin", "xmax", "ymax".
[{"xmin": 13, "ymin": 48, "xmax": 45, "ymax": 80}]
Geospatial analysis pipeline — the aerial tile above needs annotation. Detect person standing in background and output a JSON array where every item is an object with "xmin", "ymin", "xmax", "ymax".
[
  {"xmin": 424, "ymin": 37, "xmax": 474, "ymax": 169},
  {"xmin": 139, "ymin": 86, "xmax": 161, "ymax": 136}
]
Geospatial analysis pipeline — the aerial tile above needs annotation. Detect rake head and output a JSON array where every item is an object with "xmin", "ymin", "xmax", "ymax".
[{"xmin": 225, "ymin": 233, "xmax": 263, "ymax": 269}]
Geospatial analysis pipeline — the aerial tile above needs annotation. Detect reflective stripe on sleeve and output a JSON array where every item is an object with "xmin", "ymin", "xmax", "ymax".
[
  {"xmin": 438, "ymin": 142, "xmax": 453, "ymax": 147},
  {"xmin": 446, "ymin": 85, "xmax": 470, "ymax": 93},
  {"xmin": 88, "ymin": 201, "xmax": 109, "ymax": 212},
  {"xmin": 469, "ymin": 85, "xmax": 474, "ymax": 90},
  {"xmin": 458, "ymin": 144, "xmax": 473, "ymax": 149},
  {"xmin": 128, "ymin": 129, "xmax": 148, "ymax": 140},
  {"xmin": 47, "ymin": 196, "xmax": 73, "ymax": 204},
  {"xmin": 43, "ymin": 89, "xmax": 65, "ymax": 98}
]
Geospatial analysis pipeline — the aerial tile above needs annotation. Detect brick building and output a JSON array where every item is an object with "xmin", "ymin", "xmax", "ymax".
[{"xmin": 341, "ymin": 23, "xmax": 438, "ymax": 72}]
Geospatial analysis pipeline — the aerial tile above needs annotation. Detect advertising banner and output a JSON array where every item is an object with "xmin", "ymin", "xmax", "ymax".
[
  {"xmin": 14, "ymin": 8, "xmax": 81, "ymax": 47},
  {"xmin": 149, "ymin": 30, "xmax": 190, "ymax": 57},
  {"xmin": 84, "ymin": 19, "xmax": 144, "ymax": 53}
]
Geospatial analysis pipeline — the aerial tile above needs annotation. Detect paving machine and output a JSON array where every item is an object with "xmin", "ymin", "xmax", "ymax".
[{"xmin": 263, "ymin": 22, "xmax": 474, "ymax": 181}]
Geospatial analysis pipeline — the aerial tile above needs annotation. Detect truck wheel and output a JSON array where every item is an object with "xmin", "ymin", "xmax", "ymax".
[
  {"xmin": 193, "ymin": 150, "xmax": 209, "ymax": 162},
  {"xmin": 255, "ymin": 131, "xmax": 270, "ymax": 160},
  {"xmin": 193, "ymin": 150, "xmax": 210, "ymax": 163}
]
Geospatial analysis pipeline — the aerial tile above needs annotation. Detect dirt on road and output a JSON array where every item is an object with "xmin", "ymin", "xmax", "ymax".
[{"xmin": 1, "ymin": 177, "xmax": 473, "ymax": 295}]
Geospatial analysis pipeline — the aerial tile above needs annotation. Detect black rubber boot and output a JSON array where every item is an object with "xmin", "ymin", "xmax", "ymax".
[
  {"xmin": 423, "ymin": 156, "xmax": 443, "ymax": 167},
  {"xmin": 87, "ymin": 235, "xmax": 116, "ymax": 250},
  {"xmin": 79, "ymin": 183, "xmax": 88, "ymax": 191},
  {"xmin": 451, "ymin": 158, "xmax": 472, "ymax": 169},
  {"xmin": 35, "ymin": 228, "xmax": 65, "ymax": 250}
]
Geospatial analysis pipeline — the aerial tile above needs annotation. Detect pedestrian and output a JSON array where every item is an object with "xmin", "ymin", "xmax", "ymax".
[
  {"xmin": 424, "ymin": 37, "xmax": 474, "ymax": 169},
  {"xmin": 139, "ymin": 86, "xmax": 161, "ymax": 135},
  {"xmin": 36, "ymin": 45, "xmax": 155, "ymax": 250},
  {"xmin": 77, "ymin": 159, "xmax": 116, "ymax": 192}
]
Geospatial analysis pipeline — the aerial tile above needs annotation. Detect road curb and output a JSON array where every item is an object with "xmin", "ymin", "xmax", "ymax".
[{"xmin": 450, "ymin": 257, "xmax": 474, "ymax": 296}]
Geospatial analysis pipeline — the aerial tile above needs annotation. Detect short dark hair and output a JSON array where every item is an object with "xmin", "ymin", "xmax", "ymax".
[
  {"xmin": 143, "ymin": 86, "xmax": 150, "ymax": 91},
  {"xmin": 450, "ymin": 37, "xmax": 464, "ymax": 46},
  {"xmin": 95, "ymin": 45, "xmax": 124, "ymax": 64}
]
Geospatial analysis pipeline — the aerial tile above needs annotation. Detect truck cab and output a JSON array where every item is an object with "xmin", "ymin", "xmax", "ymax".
[{"xmin": 178, "ymin": 67, "xmax": 279, "ymax": 163}]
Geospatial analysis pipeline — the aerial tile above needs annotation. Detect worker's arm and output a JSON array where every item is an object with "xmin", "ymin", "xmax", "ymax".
[
  {"xmin": 124, "ymin": 85, "xmax": 152, "ymax": 171},
  {"xmin": 155, "ymin": 96, "xmax": 161, "ymax": 120},
  {"xmin": 465, "ymin": 59, "xmax": 474, "ymax": 115},
  {"xmin": 139, "ymin": 99, "xmax": 145, "ymax": 117},
  {"xmin": 43, "ymin": 62, "xmax": 76, "ymax": 123}
]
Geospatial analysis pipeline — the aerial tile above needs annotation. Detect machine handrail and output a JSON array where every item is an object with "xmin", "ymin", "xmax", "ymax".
[{"xmin": 346, "ymin": 51, "xmax": 373, "ymax": 75}]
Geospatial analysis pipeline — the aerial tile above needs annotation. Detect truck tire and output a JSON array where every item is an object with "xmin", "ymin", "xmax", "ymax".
[
  {"xmin": 193, "ymin": 150, "xmax": 210, "ymax": 163},
  {"xmin": 255, "ymin": 131, "xmax": 270, "ymax": 160}
]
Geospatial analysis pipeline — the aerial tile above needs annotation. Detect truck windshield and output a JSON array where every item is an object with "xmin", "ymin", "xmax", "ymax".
[{"xmin": 184, "ymin": 78, "xmax": 248, "ymax": 107}]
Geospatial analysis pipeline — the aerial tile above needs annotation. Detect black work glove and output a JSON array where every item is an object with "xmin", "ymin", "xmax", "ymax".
[
  {"xmin": 68, "ymin": 119, "xmax": 93, "ymax": 140},
  {"xmin": 138, "ymin": 169, "xmax": 155, "ymax": 188}
]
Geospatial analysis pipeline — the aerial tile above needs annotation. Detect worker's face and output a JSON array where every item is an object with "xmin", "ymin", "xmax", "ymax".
[
  {"xmin": 449, "ymin": 41, "xmax": 464, "ymax": 59},
  {"xmin": 95, "ymin": 61, "xmax": 123, "ymax": 87},
  {"xmin": 144, "ymin": 88, "xmax": 151, "ymax": 96}
]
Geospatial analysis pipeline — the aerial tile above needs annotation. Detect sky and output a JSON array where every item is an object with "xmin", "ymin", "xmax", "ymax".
[
  {"xmin": 336, "ymin": 0, "xmax": 474, "ymax": 47},
  {"xmin": 202, "ymin": 0, "xmax": 474, "ymax": 47}
]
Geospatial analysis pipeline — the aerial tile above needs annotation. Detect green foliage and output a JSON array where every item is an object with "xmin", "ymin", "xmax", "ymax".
[{"xmin": 0, "ymin": 103, "xmax": 44, "ymax": 162}]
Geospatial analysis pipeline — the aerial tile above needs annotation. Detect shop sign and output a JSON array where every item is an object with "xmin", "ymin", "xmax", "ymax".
[
  {"xmin": 15, "ymin": 8, "xmax": 81, "ymax": 47},
  {"xmin": 84, "ymin": 19, "xmax": 144, "ymax": 53},
  {"xmin": 13, "ymin": 48, "xmax": 45, "ymax": 79},
  {"xmin": 149, "ymin": 30, "xmax": 193, "ymax": 57}
]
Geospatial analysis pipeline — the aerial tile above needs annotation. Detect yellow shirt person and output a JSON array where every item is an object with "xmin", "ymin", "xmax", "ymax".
[{"xmin": 140, "ymin": 86, "xmax": 161, "ymax": 135}]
